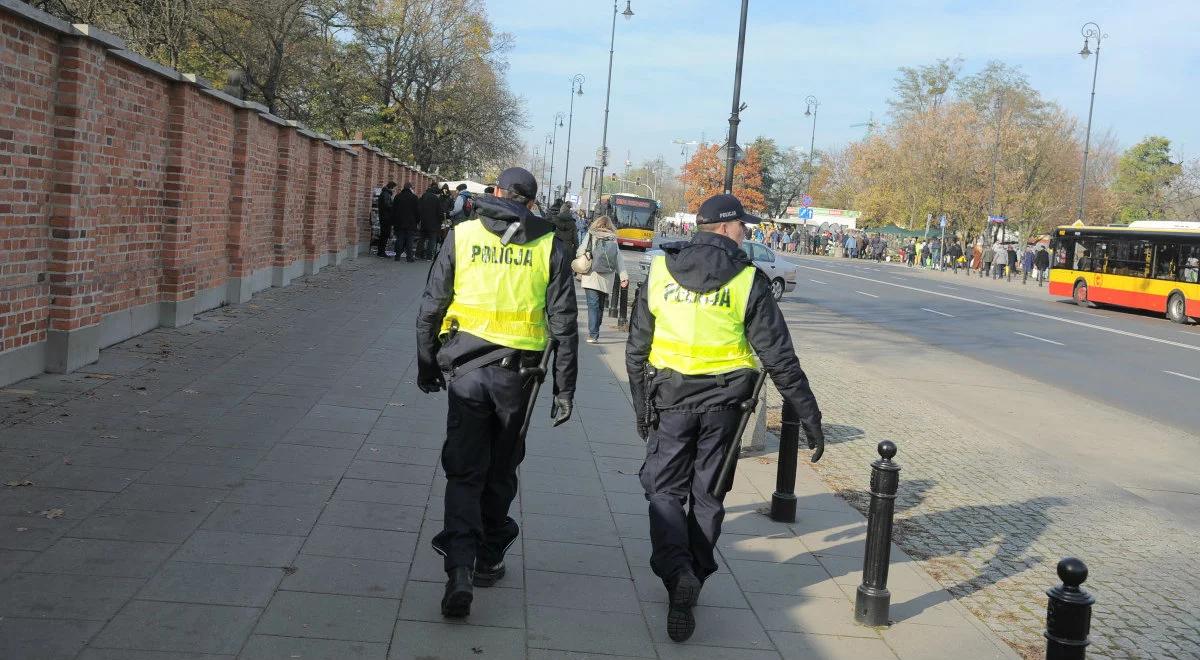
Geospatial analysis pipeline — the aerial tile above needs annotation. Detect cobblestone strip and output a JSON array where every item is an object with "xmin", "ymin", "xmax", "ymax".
[{"xmin": 767, "ymin": 304, "xmax": 1200, "ymax": 660}]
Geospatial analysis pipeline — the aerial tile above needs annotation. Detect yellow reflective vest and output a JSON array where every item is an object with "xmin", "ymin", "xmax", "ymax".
[
  {"xmin": 647, "ymin": 255, "xmax": 758, "ymax": 375},
  {"xmin": 439, "ymin": 219, "xmax": 554, "ymax": 351}
]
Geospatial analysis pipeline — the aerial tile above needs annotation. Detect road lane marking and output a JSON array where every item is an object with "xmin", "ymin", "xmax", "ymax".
[
  {"xmin": 921, "ymin": 308, "xmax": 955, "ymax": 318},
  {"xmin": 793, "ymin": 262, "xmax": 1200, "ymax": 353},
  {"xmin": 856, "ymin": 291, "xmax": 879, "ymax": 298},
  {"xmin": 994, "ymin": 295, "xmax": 1021, "ymax": 302},
  {"xmin": 809, "ymin": 279, "xmax": 828, "ymax": 285},
  {"xmin": 1164, "ymin": 370, "xmax": 1200, "ymax": 382},
  {"xmin": 1014, "ymin": 331, "xmax": 1064, "ymax": 346}
]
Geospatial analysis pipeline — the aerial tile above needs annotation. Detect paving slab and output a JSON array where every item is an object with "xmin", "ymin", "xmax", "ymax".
[{"xmin": 254, "ymin": 590, "xmax": 398, "ymax": 642}]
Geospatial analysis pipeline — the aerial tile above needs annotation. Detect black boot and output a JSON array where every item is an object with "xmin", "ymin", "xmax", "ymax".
[
  {"xmin": 473, "ymin": 559, "xmax": 506, "ymax": 587},
  {"xmin": 441, "ymin": 566, "xmax": 473, "ymax": 618},
  {"xmin": 666, "ymin": 569, "xmax": 701, "ymax": 642}
]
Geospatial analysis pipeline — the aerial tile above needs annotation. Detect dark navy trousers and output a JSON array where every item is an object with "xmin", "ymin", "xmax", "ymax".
[
  {"xmin": 639, "ymin": 408, "xmax": 741, "ymax": 583},
  {"xmin": 432, "ymin": 365, "xmax": 526, "ymax": 572}
]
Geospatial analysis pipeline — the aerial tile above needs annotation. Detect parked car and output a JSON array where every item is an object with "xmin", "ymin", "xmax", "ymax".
[{"xmin": 634, "ymin": 241, "xmax": 798, "ymax": 301}]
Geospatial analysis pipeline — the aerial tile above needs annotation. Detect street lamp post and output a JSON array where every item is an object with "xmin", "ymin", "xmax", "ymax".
[
  {"xmin": 803, "ymin": 95, "xmax": 820, "ymax": 196},
  {"xmin": 564, "ymin": 74, "xmax": 584, "ymax": 199},
  {"xmin": 723, "ymin": 0, "xmax": 751, "ymax": 194},
  {"xmin": 541, "ymin": 133, "xmax": 553, "ymax": 205},
  {"xmin": 547, "ymin": 112, "xmax": 565, "ymax": 207},
  {"xmin": 598, "ymin": 1, "xmax": 633, "ymax": 202},
  {"xmin": 1076, "ymin": 21, "xmax": 1106, "ymax": 222}
]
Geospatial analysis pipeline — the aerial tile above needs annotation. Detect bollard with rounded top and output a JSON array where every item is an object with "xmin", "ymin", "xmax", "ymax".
[
  {"xmin": 770, "ymin": 400, "xmax": 800, "ymax": 522},
  {"xmin": 855, "ymin": 440, "xmax": 900, "ymax": 627},
  {"xmin": 1045, "ymin": 557, "xmax": 1094, "ymax": 660}
]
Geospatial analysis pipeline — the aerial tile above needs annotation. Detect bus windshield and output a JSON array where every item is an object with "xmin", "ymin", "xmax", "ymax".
[{"xmin": 610, "ymin": 197, "xmax": 656, "ymax": 229}]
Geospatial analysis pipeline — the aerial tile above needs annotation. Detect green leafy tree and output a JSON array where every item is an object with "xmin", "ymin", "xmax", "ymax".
[{"xmin": 1112, "ymin": 137, "xmax": 1183, "ymax": 222}]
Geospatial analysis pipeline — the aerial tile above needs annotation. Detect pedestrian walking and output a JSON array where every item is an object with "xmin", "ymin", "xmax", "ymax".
[
  {"xmin": 982, "ymin": 243, "xmax": 994, "ymax": 278},
  {"xmin": 844, "ymin": 234, "xmax": 857, "ymax": 258},
  {"xmin": 1007, "ymin": 245, "xmax": 1018, "ymax": 282},
  {"xmin": 393, "ymin": 182, "xmax": 420, "ymax": 262},
  {"xmin": 376, "ymin": 181, "xmax": 396, "ymax": 257},
  {"xmin": 625, "ymin": 194, "xmax": 825, "ymax": 643},
  {"xmin": 1034, "ymin": 245, "xmax": 1050, "ymax": 286},
  {"xmin": 415, "ymin": 167, "xmax": 578, "ymax": 618},
  {"xmin": 577, "ymin": 215, "xmax": 628, "ymax": 343},
  {"xmin": 418, "ymin": 183, "xmax": 444, "ymax": 260},
  {"xmin": 447, "ymin": 184, "xmax": 473, "ymax": 226},
  {"xmin": 549, "ymin": 199, "xmax": 579, "ymax": 257},
  {"xmin": 1022, "ymin": 246, "xmax": 1035, "ymax": 284}
]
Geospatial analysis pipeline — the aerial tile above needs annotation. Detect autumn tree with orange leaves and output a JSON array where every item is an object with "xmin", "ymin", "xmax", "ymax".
[{"xmin": 680, "ymin": 144, "xmax": 766, "ymax": 214}]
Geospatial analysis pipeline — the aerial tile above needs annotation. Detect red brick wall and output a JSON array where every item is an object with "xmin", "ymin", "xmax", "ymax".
[
  {"xmin": 0, "ymin": 14, "xmax": 56, "ymax": 353},
  {"xmin": 93, "ymin": 56, "xmax": 170, "ymax": 316},
  {"xmin": 0, "ymin": 4, "xmax": 436, "ymax": 379}
]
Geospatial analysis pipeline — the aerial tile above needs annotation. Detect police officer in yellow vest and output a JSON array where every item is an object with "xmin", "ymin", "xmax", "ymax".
[
  {"xmin": 416, "ymin": 167, "xmax": 578, "ymax": 618},
  {"xmin": 626, "ymin": 194, "xmax": 825, "ymax": 642}
]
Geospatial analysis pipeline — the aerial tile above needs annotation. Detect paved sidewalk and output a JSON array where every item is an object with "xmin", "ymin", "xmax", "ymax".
[{"xmin": 0, "ymin": 257, "xmax": 1014, "ymax": 659}]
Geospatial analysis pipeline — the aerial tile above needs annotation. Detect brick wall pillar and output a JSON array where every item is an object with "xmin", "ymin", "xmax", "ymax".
[
  {"xmin": 326, "ymin": 148, "xmax": 345, "ymax": 265},
  {"xmin": 345, "ymin": 152, "xmax": 361, "ymax": 256},
  {"xmin": 301, "ymin": 141, "xmax": 330, "ymax": 275},
  {"xmin": 271, "ymin": 128, "xmax": 298, "ymax": 287},
  {"xmin": 44, "ymin": 34, "xmax": 105, "ymax": 372},
  {"xmin": 224, "ymin": 105, "xmax": 254, "ymax": 303},
  {"xmin": 159, "ymin": 82, "xmax": 200, "ymax": 327}
]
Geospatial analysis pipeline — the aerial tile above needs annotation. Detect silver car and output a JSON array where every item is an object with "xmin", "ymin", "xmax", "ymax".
[{"xmin": 634, "ymin": 241, "xmax": 799, "ymax": 301}]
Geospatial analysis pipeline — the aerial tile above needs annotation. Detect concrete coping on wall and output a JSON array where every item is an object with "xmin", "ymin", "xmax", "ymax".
[
  {"xmin": 200, "ymin": 86, "xmax": 247, "ymax": 108},
  {"xmin": 324, "ymin": 140, "xmax": 355, "ymax": 154},
  {"xmin": 107, "ymin": 48, "xmax": 182, "ymax": 81},
  {"xmin": 258, "ymin": 112, "xmax": 290, "ymax": 127},
  {"xmin": 179, "ymin": 72, "xmax": 214, "ymax": 89},
  {"xmin": 71, "ymin": 23, "xmax": 126, "ymax": 49},
  {"xmin": 297, "ymin": 128, "xmax": 321, "ymax": 140}
]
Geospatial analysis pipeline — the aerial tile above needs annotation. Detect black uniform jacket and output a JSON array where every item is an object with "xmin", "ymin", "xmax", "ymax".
[
  {"xmin": 416, "ymin": 195, "xmax": 579, "ymax": 398},
  {"xmin": 625, "ymin": 232, "xmax": 821, "ymax": 431}
]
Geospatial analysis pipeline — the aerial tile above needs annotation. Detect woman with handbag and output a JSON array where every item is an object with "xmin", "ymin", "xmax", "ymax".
[{"xmin": 573, "ymin": 215, "xmax": 628, "ymax": 344}]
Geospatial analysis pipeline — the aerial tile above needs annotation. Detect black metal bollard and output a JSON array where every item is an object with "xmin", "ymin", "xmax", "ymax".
[
  {"xmin": 770, "ymin": 400, "xmax": 799, "ymax": 522},
  {"xmin": 855, "ymin": 440, "xmax": 900, "ymax": 627},
  {"xmin": 1045, "ymin": 558, "xmax": 1094, "ymax": 660},
  {"xmin": 609, "ymin": 277, "xmax": 630, "ymax": 329}
]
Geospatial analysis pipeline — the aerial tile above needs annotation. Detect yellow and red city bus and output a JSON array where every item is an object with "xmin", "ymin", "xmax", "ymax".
[
  {"xmin": 1049, "ymin": 223, "xmax": 1200, "ymax": 323},
  {"xmin": 599, "ymin": 193, "xmax": 658, "ymax": 250}
]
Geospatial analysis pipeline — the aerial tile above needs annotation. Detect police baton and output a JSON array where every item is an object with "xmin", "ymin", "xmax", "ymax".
[
  {"xmin": 518, "ymin": 338, "xmax": 558, "ymax": 440},
  {"xmin": 709, "ymin": 370, "xmax": 768, "ymax": 498}
]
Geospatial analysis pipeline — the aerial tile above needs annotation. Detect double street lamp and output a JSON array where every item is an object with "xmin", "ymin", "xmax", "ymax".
[
  {"xmin": 803, "ymin": 95, "xmax": 820, "ymax": 193},
  {"xmin": 1076, "ymin": 21, "xmax": 1106, "ymax": 222},
  {"xmin": 598, "ymin": 1, "xmax": 634, "ymax": 199},
  {"xmin": 563, "ymin": 75, "xmax": 585, "ymax": 198}
]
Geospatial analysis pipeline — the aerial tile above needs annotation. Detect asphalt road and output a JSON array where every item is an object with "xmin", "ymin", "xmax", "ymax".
[{"xmin": 776, "ymin": 255, "xmax": 1200, "ymax": 433}]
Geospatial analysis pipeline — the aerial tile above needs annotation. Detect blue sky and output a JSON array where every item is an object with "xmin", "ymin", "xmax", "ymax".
[{"xmin": 486, "ymin": 0, "xmax": 1200, "ymax": 191}]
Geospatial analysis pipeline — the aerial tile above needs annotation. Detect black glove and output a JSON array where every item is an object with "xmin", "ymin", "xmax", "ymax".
[
  {"xmin": 550, "ymin": 396, "xmax": 573, "ymax": 427},
  {"xmin": 417, "ymin": 371, "xmax": 445, "ymax": 394},
  {"xmin": 803, "ymin": 420, "xmax": 825, "ymax": 463},
  {"xmin": 636, "ymin": 422, "xmax": 649, "ymax": 441}
]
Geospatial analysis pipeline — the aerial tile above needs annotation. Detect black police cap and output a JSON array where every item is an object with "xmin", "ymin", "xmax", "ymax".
[
  {"xmin": 497, "ymin": 167, "xmax": 538, "ymax": 200},
  {"xmin": 697, "ymin": 194, "xmax": 761, "ymax": 226}
]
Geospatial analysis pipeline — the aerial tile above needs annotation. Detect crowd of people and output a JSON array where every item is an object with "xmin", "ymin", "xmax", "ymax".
[
  {"xmin": 374, "ymin": 181, "xmax": 491, "ymax": 262},
  {"xmin": 817, "ymin": 230, "xmax": 1054, "ymax": 286}
]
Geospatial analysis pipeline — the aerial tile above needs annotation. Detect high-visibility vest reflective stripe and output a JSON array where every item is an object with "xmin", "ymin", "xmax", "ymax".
[
  {"xmin": 647, "ymin": 255, "xmax": 758, "ymax": 375},
  {"xmin": 440, "ymin": 219, "xmax": 554, "ymax": 351}
]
